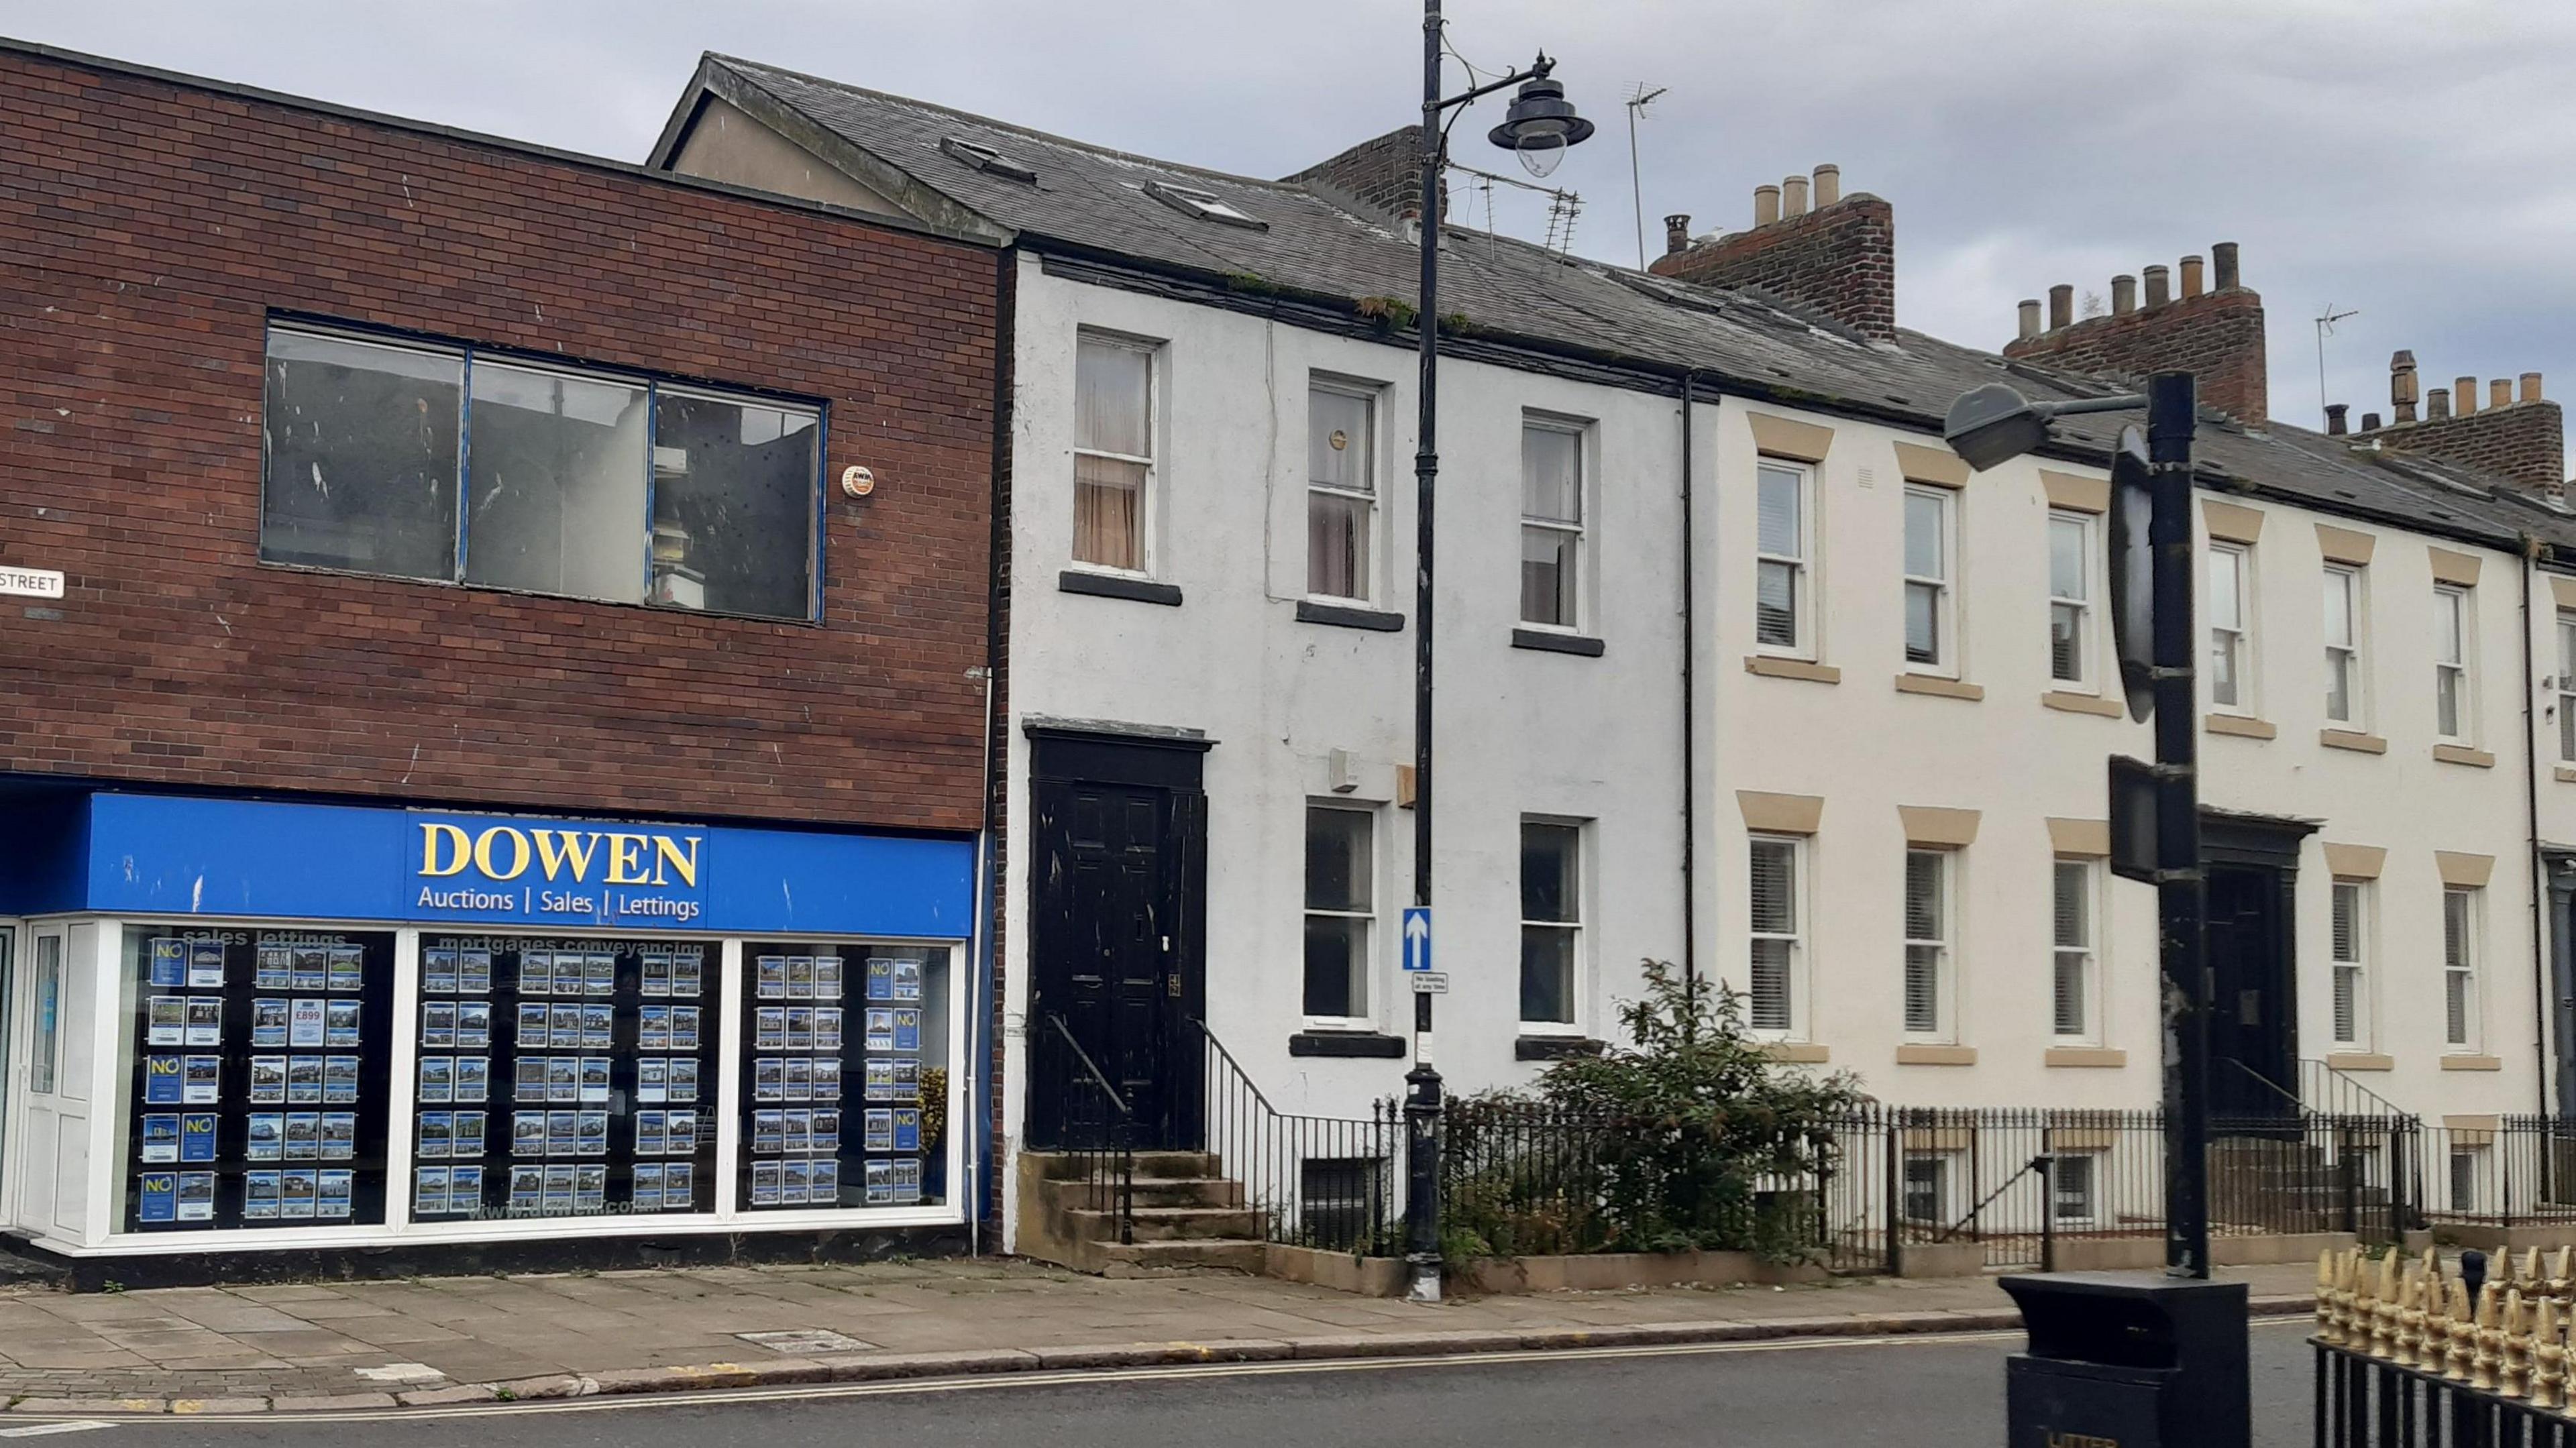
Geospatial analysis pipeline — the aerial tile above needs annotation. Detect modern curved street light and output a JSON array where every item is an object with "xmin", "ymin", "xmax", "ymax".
[{"xmin": 1403, "ymin": 4, "xmax": 1590, "ymax": 1305}]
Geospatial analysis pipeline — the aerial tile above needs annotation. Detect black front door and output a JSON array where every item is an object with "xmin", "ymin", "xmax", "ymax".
[
  {"xmin": 2207, "ymin": 863, "xmax": 2298, "ymax": 1119},
  {"xmin": 1024, "ymin": 730, "xmax": 1208, "ymax": 1152}
]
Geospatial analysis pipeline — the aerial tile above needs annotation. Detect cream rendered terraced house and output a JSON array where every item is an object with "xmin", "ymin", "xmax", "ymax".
[{"xmin": 649, "ymin": 58, "xmax": 2576, "ymax": 1250}]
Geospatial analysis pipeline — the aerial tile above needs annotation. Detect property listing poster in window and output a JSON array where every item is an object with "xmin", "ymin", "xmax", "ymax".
[
  {"xmin": 413, "ymin": 938, "xmax": 716, "ymax": 1221},
  {"xmin": 738, "ymin": 943, "xmax": 951, "ymax": 1211},
  {"xmin": 124, "ymin": 927, "xmax": 394, "ymax": 1231}
]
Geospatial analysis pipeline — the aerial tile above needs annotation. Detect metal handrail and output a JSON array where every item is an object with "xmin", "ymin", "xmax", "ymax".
[
  {"xmin": 1044, "ymin": 1012, "xmax": 1135, "ymax": 1245},
  {"xmin": 2298, "ymin": 1057, "xmax": 2418, "ymax": 1123},
  {"xmin": 2220, "ymin": 1057, "xmax": 2310, "ymax": 1119},
  {"xmin": 1187, "ymin": 1014, "xmax": 1283, "ymax": 1117}
]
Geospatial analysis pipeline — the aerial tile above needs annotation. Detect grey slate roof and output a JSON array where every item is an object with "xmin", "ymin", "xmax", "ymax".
[{"xmin": 671, "ymin": 54, "xmax": 2576, "ymax": 558}]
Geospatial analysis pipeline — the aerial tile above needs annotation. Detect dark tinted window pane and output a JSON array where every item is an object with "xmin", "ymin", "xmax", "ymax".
[
  {"xmin": 1521, "ymin": 823, "xmax": 1578, "ymax": 923},
  {"xmin": 651, "ymin": 393, "xmax": 818, "ymax": 620},
  {"xmin": 261, "ymin": 330, "xmax": 462, "ymax": 579},
  {"xmin": 1305, "ymin": 808, "xmax": 1371, "ymax": 911},
  {"xmin": 1520, "ymin": 925, "xmax": 1573, "ymax": 1023},
  {"xmin": 464, "ymin": 362, "xmax": 649, "ymax": 603},
  {"xmin": 1304, "ymin": 917, "xmax": 1364, "ymax": 1018}
]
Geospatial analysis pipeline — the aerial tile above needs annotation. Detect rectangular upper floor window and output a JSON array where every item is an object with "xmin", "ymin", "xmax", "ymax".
[
  {"xmin": 260, "ymin": 324, "xmax": 820, "ymax": 621},
  {"xmin": 1756, "ymin": 461, "xmax": 1814, "ymax": 656},
  {"xmin": 2558, "ymin": 610, "xmax": 2576, "ymax": 763},
  {"xmin": 2048, "ymin": 510, "xmax": 2094, "ymax": 689},
  {"xmin": 2434, "ymin": 584, "xmax": 2475, "ymax": 743},
  {"xmin": 1902, "ymin": 485, "xmax": 1956, "ymax": 673},
  {"xmin": 1307, "ymin": 380, "xmax": 1379, "ymax": 602},
  {"xmin": 2324, "ymin": 565, "xmax": 2365, "ymax": 728},
  {"xmin": 1519, "ymin": 419, "xmax": 1587, "ymax": 630},
  {"xmin": 2207, "ymin": 541, "xmax": 2253, "ymax": 713},
  {"xmin": 1073, "ymin": 332, "xmax": 1157, "ymax": 574}
]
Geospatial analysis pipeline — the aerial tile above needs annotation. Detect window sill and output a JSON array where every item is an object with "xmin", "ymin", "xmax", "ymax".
[
  {"xmin": 1512, "ymin": 628, "xmax": 1604, "ymax": 657},
  {"xmin": 2440, "ymin": 1053, "xmax": 2504, "ymax": 1072},
  {"xmin": 1059, "ymin": 569, "xmax": 1182, "ymax": 607},
  {"xmin": 1287, "ymin": 1030, "xmax": 1407, "ymax": 1059},
  {"xmin": 1744, "ymin": 655, "xmax": 1839, "ymax": 684},
  {"xmin": 2555, "ymin": 765, "xmax": 2576, "ymax": 785},
  {"xmin": 1757, "ymin": 1041, "xmax": 1829, "ymax": 1064},
  {"xmin": 2039, "ymin": 690, "xmax": 2120, "ymax": 718},
  {"xmin": 2043, "ymin": 1046, "xmax": 2127, "ymax": 1068},
  {"xmin": 2319, "ymin": 729, "xmax": 2387, "ymax": 755},
  {"xmin": 1894, "ymin": 673, "xmax": 1983, "ymax": 702},
  {"xmin": 1894, "ymin": 1044, "xmax": 1976, "ymax": 1066},
  {"xmin": 1297, "ymin": 600, "xmax": 1404, "ymax": 632},
  {"xmin": 2433, "ymin": 744, "xmax": 2497, "ymax": 769},
  {"xmin": 2204, "ymin": 714, "xmax": 2277, "ymax": 740},
  {"xmin": 2325, "ymin": 1052, "xmax": 2395, "ymax": 1072},
  {"xmin": 1514, "ymin": 1036, "xmax": 1604, "ymax": 1062}
]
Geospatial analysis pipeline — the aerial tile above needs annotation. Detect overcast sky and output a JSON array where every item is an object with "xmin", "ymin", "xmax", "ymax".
[{"xmin": 10, "ymin": 1, "xmax": 2571, "ymax": 449}]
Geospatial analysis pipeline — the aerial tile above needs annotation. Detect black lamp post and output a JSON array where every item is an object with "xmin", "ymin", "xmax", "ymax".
[{"xmin": 1402, "ymin": 2, "xmax": 1591, "ymax": 1305}]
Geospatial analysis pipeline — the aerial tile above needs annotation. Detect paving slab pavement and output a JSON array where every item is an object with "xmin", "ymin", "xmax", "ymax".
[{"xmin": 0, "ymin": 1256, "xmax": 2319, "ymax": 1413}]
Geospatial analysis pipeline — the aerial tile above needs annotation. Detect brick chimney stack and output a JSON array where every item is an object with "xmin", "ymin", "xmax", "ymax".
[
  {"xmin": 1648, "ymin": 164, "xmax": 1896, "ymax": 342},
  {"xmin": 2000, "ymin": 242, "xmax": 2268, "ymax": 423},
  {"xmin": 2357, "ymin": 353, "xmax": 2565, "ymax": 496},
  {"xmin": 1283, "ymin": 125, "xmax": 1444, "ymax": 225}
]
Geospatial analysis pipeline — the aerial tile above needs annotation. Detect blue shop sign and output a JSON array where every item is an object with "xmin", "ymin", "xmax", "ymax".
[
  {"xmin": 409, "ymin": 812, "xmax": 707, "ymax": 928},
  {"xmin": 7, "ymin": 791, "xmax": 975, "ymax": 939}
]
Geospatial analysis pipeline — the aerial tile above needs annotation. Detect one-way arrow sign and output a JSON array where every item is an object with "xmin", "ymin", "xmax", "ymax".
[{"xmin": 1401, "ymin": 907, "xmax": 1432, "ymax": 972}]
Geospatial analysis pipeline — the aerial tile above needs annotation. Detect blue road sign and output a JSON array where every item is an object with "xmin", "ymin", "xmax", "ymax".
[{"xmin": 1401, "ymin": 907, "xmax": 1432, "ymax": 972}]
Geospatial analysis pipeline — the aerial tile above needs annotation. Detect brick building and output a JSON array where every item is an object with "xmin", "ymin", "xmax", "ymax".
[{"xmin": 0, "ymin": 40, "xmax": 1002, "ymax": 1276}]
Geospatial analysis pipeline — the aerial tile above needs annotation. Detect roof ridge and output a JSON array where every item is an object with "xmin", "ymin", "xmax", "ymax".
[{"xmin": 707, "ymin": 52, "xmax": 1352, "ymax": 201}]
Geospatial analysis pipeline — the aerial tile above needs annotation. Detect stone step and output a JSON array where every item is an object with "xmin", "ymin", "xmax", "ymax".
[
  {"xmin": 1067, "ymin": 1205, "xmax": 1261, "ymax": 1243},
  {"xmin": 1024, "ymin": 1150, "xmax": 1223, "ymax": 1182},
  {"xmin": 1032, "ymin": 1174, "xmax": 1246, "ymax": 1211},
  {"xmin": 1097, "ymin": 1237, "xmax": 1267, "ymax": 1277}
]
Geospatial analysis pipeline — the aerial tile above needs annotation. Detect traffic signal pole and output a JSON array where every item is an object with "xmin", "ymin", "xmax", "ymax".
[{"xmin": 2145, "ymin": 370, "xmax": 2209, "ymax": 1280}]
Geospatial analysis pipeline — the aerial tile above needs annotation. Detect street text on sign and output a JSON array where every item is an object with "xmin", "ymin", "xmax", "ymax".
[{"xmin": 0, "ymin": 567, "xmax": 64, "ymax": 600}]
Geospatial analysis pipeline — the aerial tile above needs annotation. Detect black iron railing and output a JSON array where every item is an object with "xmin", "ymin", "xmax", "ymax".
[
  {"xmin": 1185, "ymin": 1017, "xmax": 1403, "ymax": 1253},
  {"xmin": 1038, "ymin": 1012, "xmax": 1134, "ymax": 1245},
  {"xmin": 2420, "ymin": 1116, "xmax": 2576, "ymax": 1229}
]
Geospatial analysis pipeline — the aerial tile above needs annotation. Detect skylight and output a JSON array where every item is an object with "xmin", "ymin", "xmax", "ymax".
[
  {"xmin": 1143, "ymin": 180, "xmax": 1268, "ymax": 231},
  {"xmin": 939, "ymin": 136, "xmax": 1037, "ymax": 184}
]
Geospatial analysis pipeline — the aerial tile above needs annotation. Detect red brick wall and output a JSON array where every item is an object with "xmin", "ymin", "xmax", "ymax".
[
  {"xmin": 2366, "ymin": 400, "xmax": 2566, "ymax": 494},
  {"xmin": 2002, "ymin": 290, "xmax": 2269, "ymax": 423},
  {"xmin": 0, "ymin": 47, "xmax": 998, "ymax": 834},
  {"xmin": 1649, "ymin": 195, "xmax": 1896, "ymax": 342}
]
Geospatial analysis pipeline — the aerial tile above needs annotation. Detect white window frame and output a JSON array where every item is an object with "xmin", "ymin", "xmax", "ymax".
[
  {"xmin": 1754, "ymin": 460, "xmax": 1817, "ymax": 659},
  {"xmin": 1901, "ymin": 1153, "xmax": 1949, "ymax": 1225},
  {"xmin": 2450, "ymin": 1145, "xmax": 2485, "ymax": 1215},
  {"xmin": 1069, "ymin": 330, "xmax": 1159, "ymax": 578},
  {"xmin": 2049, "ymin": 1152, "xmax": 2100, "ymax": 1226},
  {"xmin": 2444, "ymin": 884, "xmax": 2481, "ymax": 1052},
  {"xmin": 2556, "ymin": 608, "xmax": 2576, "ymax": 764},
  {"xmin": 2330, "ymin": 879, "xmax": 2371, "ymax": 1050},
  {"xmin": 2434, "ymin": 584, "xmax": 2475, "ymax": 745},
  {"xmin": 2051, "ymin": 857, "xmax": 2101, "ymax": 1044},
  {"xmin": 2047, "ymin": 509, "xmax": 2097, "ymax": 691},
  {"xmin": 1518, "ymin": 416, "xmax": 1589, "ymax": 632},
  {"xmin": 1517, "ymin": 818, "xmax": 1587, "ymax": 1034},
  {"xmin": 2324, "ymin": 565, "xmax": 2366, "ymax": 728},
  {"xmin": 1902, "ymin": 484, "xmax": 1958, "ymax": 677},
  {"xmin": 1902, "ymin": 846, "xmax": 1957, "ymax": 1043},
  {"xmin": 2208, "ymin": 541, "xmax": 2253, "ymax": 715},
  {"xmin": 1305, "ymin": 378, "xmax": 1381, "ymax": 604},
  {"xmin": 1301, "ymin": 803, "xmax": 1378, "ymax": 1031},
  {"xmin": 1746, "ymin": 834, "xmax": 1807, "ymax": 1040}
]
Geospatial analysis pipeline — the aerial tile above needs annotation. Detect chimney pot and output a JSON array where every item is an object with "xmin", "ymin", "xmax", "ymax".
[
  {"xmin": 2143, "ymin": 264, "xmax": 2171, "ymax": 308},
  {"xmin": 2180, "ymin": 254, "xmax": 2206, "ymax": 298},
  {"xmin": 1782, "ymin": 174, "xmax": 1809, "ymax": 218},
  {"xmin": 2017, "ymin": 298, "xmax": 2042, "ymax": 341},
  {"xmin": 2523, "ymin": 372, "xmax": 2544, "ymax": 403},
  {"xmin": 2455, "ymin": 376, "xmax": 2479, "ymax": 415},
  {"xmin": 2047, "ymin": 284, "xmax": 2074, "ymax": 331},
  {"xmin": 2362, "ymin": 411, "xmax": 2383, "ymax": 431},
  {"xmin": 2326, "ymin": 403, "xmax": 2350, "ymax": 435},
  {"xmin": 2110, "ymin": 274, "xmax": 2137, "ymax": 316},
  {"xmin": 2212, "ymin": 241, "xmax": 2241, "ymax": 291},
  {"xmin": 1753, "ymin": 184, "xmax": 1780, "ymax": 227},
  {"xmin": 2492, "ymin": 378, "xmax": 2514, "ymax": 410},
  {"xmin": 1812, "ymin": 164, "xmax": 1840, "ymax": 207},
  {"xmin": 1663, "ymin": 213, "xmax": 1691, "ymax": 256},
  {"xmin": 2391, "ymin": 349, "xmax": 2420, "ymax": 423},
  {"xmin": 2429, "ymin": 387, "xmax": 2453, "ymax": 421}
]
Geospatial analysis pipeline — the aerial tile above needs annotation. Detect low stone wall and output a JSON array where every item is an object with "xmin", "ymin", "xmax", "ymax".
[
  {"xmin": 2048, "ymin": 1230, "xmax": 2350, "ymax": 1272},
  {"xmin": 1265, "ymin": 1243, "xmax": 1409, "ymax": 1296},
  {"xmin": 1450, "ymin": 1249, "xmax": 1829, "ymax": 1297}
]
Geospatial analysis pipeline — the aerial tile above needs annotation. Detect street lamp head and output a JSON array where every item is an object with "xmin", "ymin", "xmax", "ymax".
[
  {"xmin": 1943, "ymin": 382, "xmax": 2056, "ymax": 472},
  {"xmin": 1489, "ymin": 67, "xmax": 1593, "ymax": 179}
]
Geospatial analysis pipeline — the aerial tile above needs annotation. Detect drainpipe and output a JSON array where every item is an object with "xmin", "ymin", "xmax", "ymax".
[
  {"xmin": 973, "ymin": 246, "xmax": 1020, "ymax": 1256},
  {"xmin": 1680, "ymin": 374, "xmax": 1701, "ymax": 986},
  {"xmin": 2524, "ymin": 545, "xmax": 2553, "ymax": 1121}
]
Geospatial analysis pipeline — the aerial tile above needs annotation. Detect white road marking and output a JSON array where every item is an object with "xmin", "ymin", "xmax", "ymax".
[{"xmin": 0, "ymin": 1423, "xmax": 117, "ymax": 1438}]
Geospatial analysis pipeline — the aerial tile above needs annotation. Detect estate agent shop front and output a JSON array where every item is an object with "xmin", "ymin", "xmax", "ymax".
[{"xmin": 0, "ymin": 789, "xmax": 979, "ymax": 1272}]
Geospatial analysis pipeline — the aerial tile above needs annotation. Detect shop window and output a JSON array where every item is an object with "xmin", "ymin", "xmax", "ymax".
[
  {"xmin": 123, "ymin": 926, "xmax": 397, "ymax": 1231},
  {"xmin": 413, "ymin": 936, "xmax": 715, "ymax": 1222},
  {"xmin": 740, "ymin": 942, "xmax": 953, "ymax": 1210},
  {"xmin": 260, "ymin": 323, "xmax": 819, "ymax": 621}
]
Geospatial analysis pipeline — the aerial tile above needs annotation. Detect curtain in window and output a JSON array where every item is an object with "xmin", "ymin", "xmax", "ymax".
[{"xmin": 1075, "ymin": 456, "xmax": 1143, "ymax": 571}]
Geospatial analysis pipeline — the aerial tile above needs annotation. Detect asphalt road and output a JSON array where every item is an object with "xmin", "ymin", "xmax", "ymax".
[{"xmin": 79, "ymin": 1320, "xmax": 2318, "ymax": 1447}]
